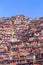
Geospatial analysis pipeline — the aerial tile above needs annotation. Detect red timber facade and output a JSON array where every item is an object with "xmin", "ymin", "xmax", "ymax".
[{"xmin": 0, "ymin": 15, "xmax": 43, "ymax": 65}]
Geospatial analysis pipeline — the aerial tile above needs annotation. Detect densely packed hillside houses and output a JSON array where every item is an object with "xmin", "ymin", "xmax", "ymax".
[{"xmin": 0, "ymin": 15, "xmax": 43, "ymax": 65}]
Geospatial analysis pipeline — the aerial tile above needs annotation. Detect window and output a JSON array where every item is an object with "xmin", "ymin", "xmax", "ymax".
[
  {"xmin": 12, "ymin": 48, "xmax": 19, "ymax": 51},
  {"xmin": 27, "ymin": 54, "xmax": 34, "ymax": 59},
  {"xmin": 20, "ymin": 60, "xmax": 25, "ymax": 63}
]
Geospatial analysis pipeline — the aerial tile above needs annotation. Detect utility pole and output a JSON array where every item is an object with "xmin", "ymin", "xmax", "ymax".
[{"xmin": 33, "ymin": 54, "xmax": 36, "ymax": 65}]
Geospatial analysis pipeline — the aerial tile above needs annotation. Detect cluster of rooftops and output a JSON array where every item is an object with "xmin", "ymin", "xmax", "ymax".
[{"xmin": 0, "ymin": 15, "xmax": 43, "ymax": 65}]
